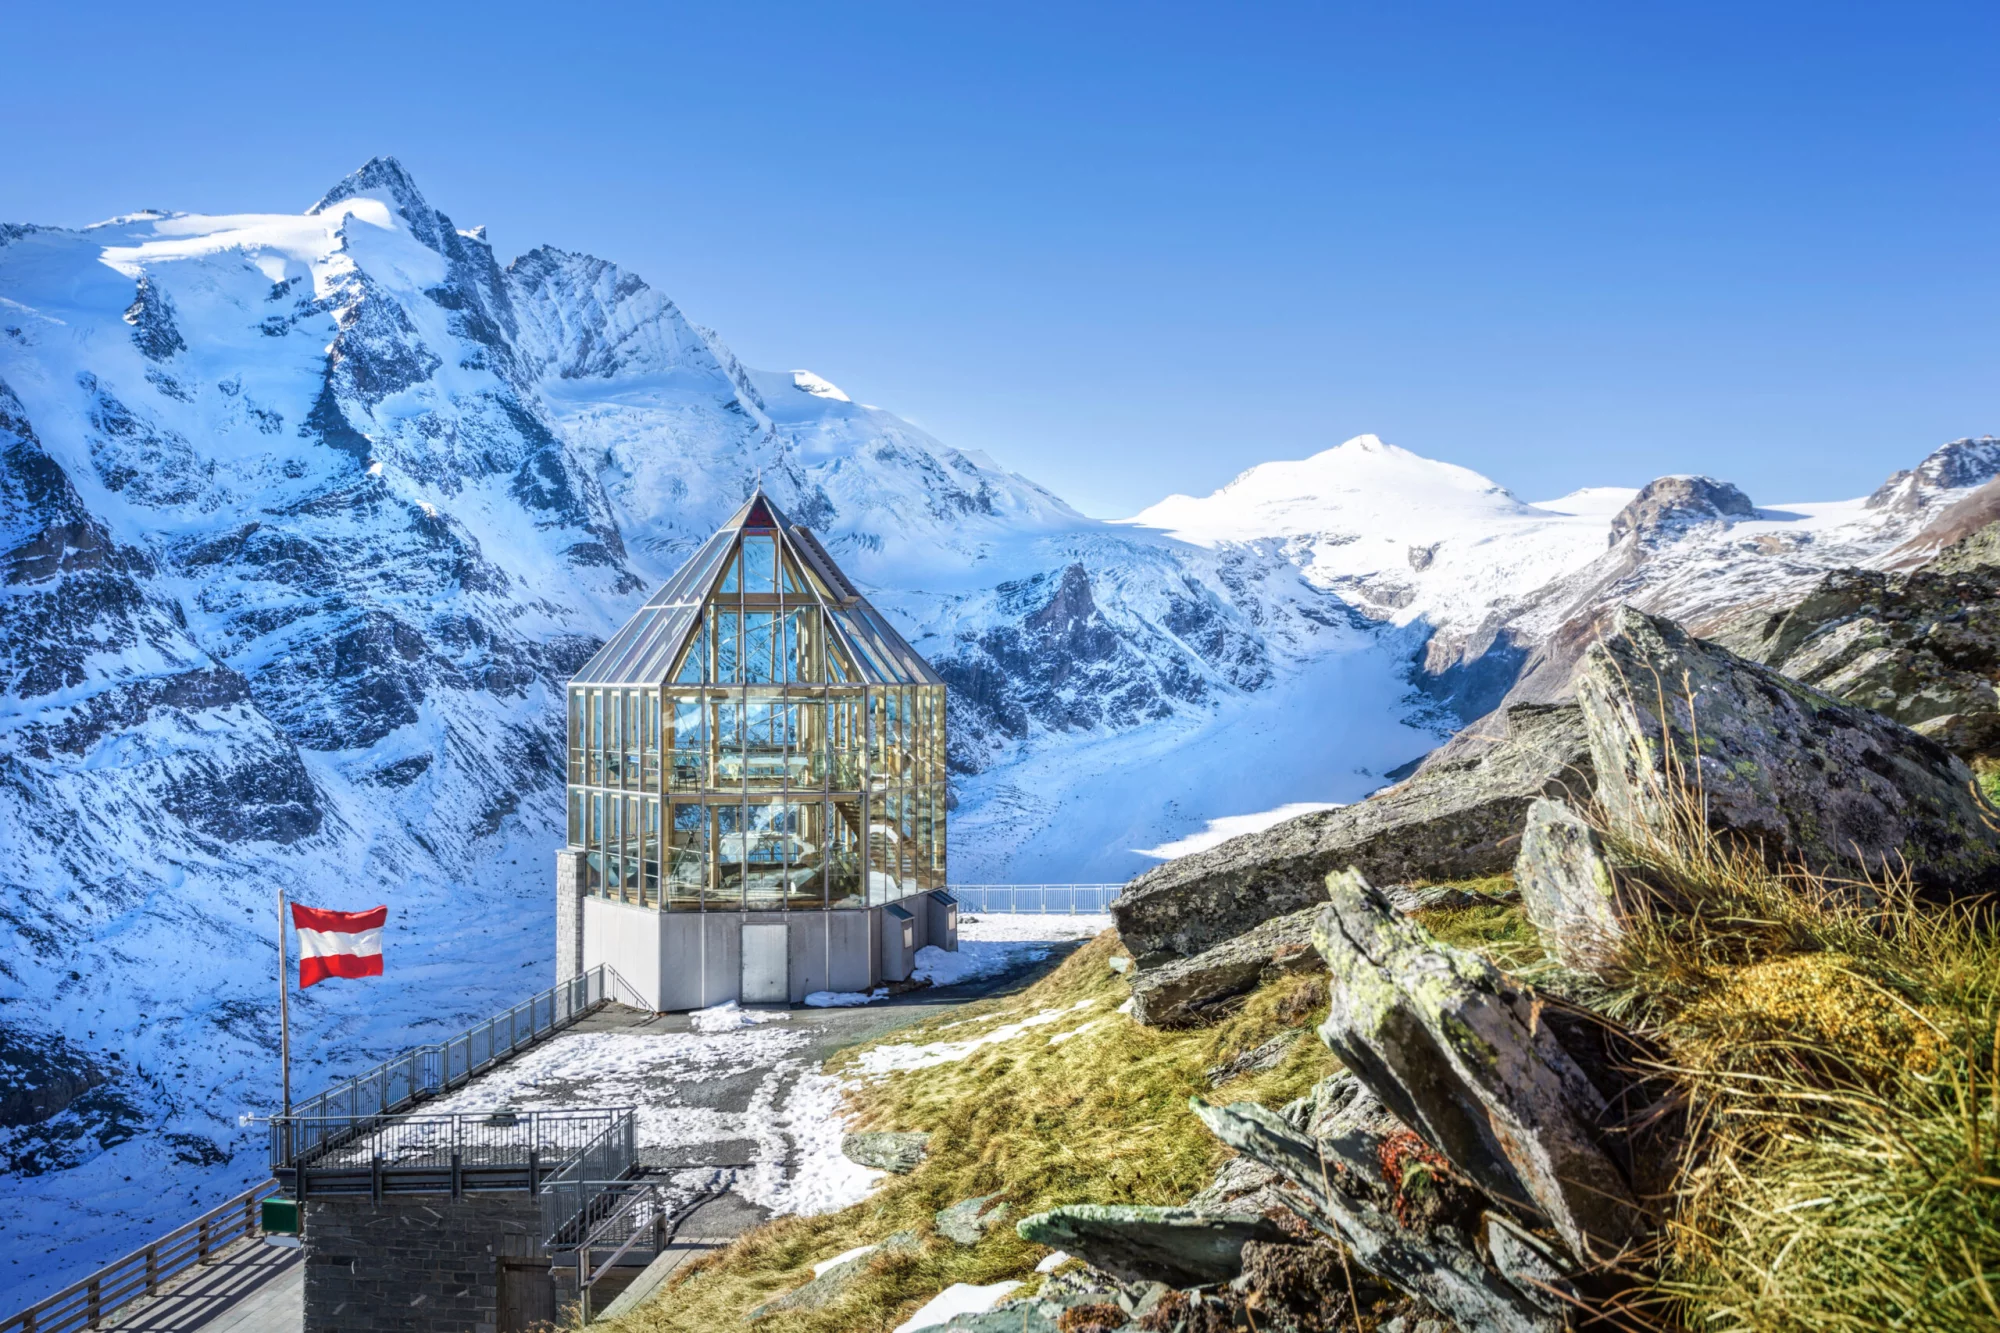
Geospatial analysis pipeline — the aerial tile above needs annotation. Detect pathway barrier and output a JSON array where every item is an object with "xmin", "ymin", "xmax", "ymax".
[
  {"xmin": 946, "ymin": 883, "xmax": 1123, "ymax": 914},
  {"xmin": 0, "ymin": 1179, "xmax": 276, "ymax": 1333},
  {"xmin": 271, "ymin": 962, "xmax": 643, "ymax": 1168}
]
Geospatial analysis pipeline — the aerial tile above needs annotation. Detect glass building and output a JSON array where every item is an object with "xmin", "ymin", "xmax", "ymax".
[{"xmin": 555, "ymin": 491, "xmax": 954, "ymax": 1009}]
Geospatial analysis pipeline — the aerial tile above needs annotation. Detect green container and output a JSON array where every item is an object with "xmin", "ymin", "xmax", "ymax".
[{"xmin": 261, "ymin": 1196, "xmax": 301, "ymax": 1235}]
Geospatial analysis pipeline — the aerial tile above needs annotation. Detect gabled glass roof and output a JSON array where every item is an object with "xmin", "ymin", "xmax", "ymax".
[{"xmin": 572, "ymin": 490, "xmax": 945, "ymax": 688}]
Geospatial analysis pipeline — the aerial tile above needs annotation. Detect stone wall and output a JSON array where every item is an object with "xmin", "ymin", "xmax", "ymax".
[
  {"xmin": 304, "ymin": 1191, "xmax": 545, "ymax": 1333},
  {"xmin": 555, "ymin": 848, "xmax": 586, "ymax": 986}
]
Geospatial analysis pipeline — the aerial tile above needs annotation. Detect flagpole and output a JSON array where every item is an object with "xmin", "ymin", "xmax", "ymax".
[{"xmin": 277, "ymin": 887, "xmax": 292, "ymax": 1119}]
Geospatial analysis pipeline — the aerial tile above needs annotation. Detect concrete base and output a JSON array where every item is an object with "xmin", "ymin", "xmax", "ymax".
[
  {"xmin": 580, "ymin": 892, "xmax": 958, "ymax": 1011},
  {"xmin": 303, "ymin": 1193, "xmax": 544, "ymax": 1333}
]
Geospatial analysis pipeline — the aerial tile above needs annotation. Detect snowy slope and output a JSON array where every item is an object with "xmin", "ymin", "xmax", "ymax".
[
  {"xmin": 1, "ymin": 156, "xmax": 1992, "ymax": 1308},
  {"xmin": 0, "ymin": 160, "xmax": 1413, "ymax": 1303},
  {"xmin": 1130, "ymin": 434, "xmax": 2000, "ymax": 714}
]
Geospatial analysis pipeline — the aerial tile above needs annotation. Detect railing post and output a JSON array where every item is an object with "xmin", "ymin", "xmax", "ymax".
[
  {"xmin": 145, "ymin": 1243, "xmax": 158, "ymax": 1294},
  {"xmin": 87, "ymin": 1276, "xmax": 100, "ymax": 1327},
  {"xmin": 197, "ymin": 1215, "xmax": 211, "ymax": 1264}
]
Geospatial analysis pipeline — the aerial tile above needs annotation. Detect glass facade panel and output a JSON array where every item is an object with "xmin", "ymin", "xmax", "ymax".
[
  {"xmin": 564, "ymin": 497, "xmax": 946, "ymax": 911},
  {"xmin": 741, "ymin": 535, "xmax": 777, "ymax": 594}
]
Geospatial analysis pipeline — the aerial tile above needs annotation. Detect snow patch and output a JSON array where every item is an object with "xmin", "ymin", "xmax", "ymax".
[
  {"xmin": 1136, "ymin": 801, "xmax": 1339, "ymax": 861},
  {"xmin": 691, "ymin": 1001, "xmax": 790, "ymax": 1034},
  {"xmin": 895, "ymin": 1281, "xmax": 1024, "ymax": 1332},
  {"xmin": 854, "ymin": 1000, "xmax": 1098, "ymax": 1076},
  {"xmin": 805, "ymin": 988, "xmax": 888, "ymax": 1008}
]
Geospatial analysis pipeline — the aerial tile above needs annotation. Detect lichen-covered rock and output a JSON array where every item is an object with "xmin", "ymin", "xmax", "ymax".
[
  {"xmin": 1014, "ymin": 1204, "xmax": 1287, "ymax": 1288},
  {"xmin": 1514, "ymin": 798, "xmax": 1628, "ymax": 972},
  {"xmin": 1190, "ymin": 1097, "xmax": 1557, "ymax": 1333},
  {"xmin": 937, "ymin": 1193, "xmax": 1012, "ymax": 1245},
  {"xmin": 841, "ymin": 1130, "xmax": 931, "ymax": 1174},
  {"xmin": 1312, "ymin": 869, "xmax": 1666, "ymax": 1266},
  {"xmin": 1579, "ymin": 604, "xmax": 2000, "ymax": 896},
  {"xmin": 1127, "ymin": 907, "xmax": 1323, "ymax": 1027},
  {"xmin": 1113, "ymin": 703, "xmax": 1593, "ymax": 965}
]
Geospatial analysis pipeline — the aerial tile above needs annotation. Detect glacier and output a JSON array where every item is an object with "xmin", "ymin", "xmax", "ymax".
[{"xmin": 0, "ymin": 156, "xmax": 1994, "ymax": 1306}]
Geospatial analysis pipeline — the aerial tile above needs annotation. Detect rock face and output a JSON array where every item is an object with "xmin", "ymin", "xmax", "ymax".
[
  {"xmin": 1606, "ymin": 475, "xmax": 1757, "ymax": 547},
  {"xmin": 1513, "ymin": 799, "xmax": 1629, "ymax": 972},
  {"xmin": 841, "ymin": 1131, "xmax": 931, "ymax": 1174},
  {"xmin": 1112, "ymin": 702, "xmax": 1593, "ymax": 965},
  {"xmin": 1311, "ymin": 870, "xmax": 1668, "ymax": 1267},
  {"xmin": 1014, "ymin": 1205, "xmax": 1287, "ymax": 1288},
  {"xmin": 1724, "ymin": 550, "xmax": 2000, "ymax": 760},
  {"xmin": 1126, "ymin": 906, "xmax": 1323, "ymax": 1027},
  {"xmin": 1579, "ymin": 605, "xmax": 2000, "ymax": 895}
]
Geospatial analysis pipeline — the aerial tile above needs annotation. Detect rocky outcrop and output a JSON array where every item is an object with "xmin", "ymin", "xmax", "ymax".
[
  {"xmin": 1312, "ymin": 870, "xmax": 1669, "ymax": 1268},
  {"xmin": 1173, "ymin": 876, "xmax": 1675, "ymax": 1328},
  {"xmin": 1113, "ymin": 703, "xmax": 1592, "ymax": 965},
  {"xmin": 1514, "ymin": 799, "xmax": 1629, "ymax": 972},
  {"xmin": 1721, "ymin": 545, "xmax": 2000, "ymax": 759},
  {"xmin": 1580, "ymin": 605, "xmax": 2000, "ymax": 895},
  {"xmin": 1014, "ymin": 1205, "xmax": 1288, "ymax": 1288},
  {"xmin": 841, "ymin": 1131, "xmax": 930, "ymax": 1174},
  {"xmin": 1126, "ymin": 906, "xmax": 1323, "ymax": 1026},
  {"xmin": 1606, "ymin": 475, "xmax": 1756, "ymax": 547}
]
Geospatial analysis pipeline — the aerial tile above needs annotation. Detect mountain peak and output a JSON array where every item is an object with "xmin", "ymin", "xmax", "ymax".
[{"xmin": 308, "ymin": 156, "xmax": 441, "ymax": 244}]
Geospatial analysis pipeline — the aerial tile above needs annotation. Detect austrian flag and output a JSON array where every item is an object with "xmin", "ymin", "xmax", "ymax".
[{"xmin": 291, "ymin": 903, "xmax": 387, "ymax": 988}]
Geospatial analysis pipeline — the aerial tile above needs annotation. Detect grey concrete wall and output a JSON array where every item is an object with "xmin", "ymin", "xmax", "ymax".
[
  {"xmin": 829, "ymin": 909, "xmax": 873, "ymax": 994},
  {"xmin": 554, "ymin": 849, "xmax": 586, "ymax": 987},
  {"xmin": 583, "ymin": 896, "xmax": 663, "ymax": 1010},
  {"xmin": 303, "ymin": 1192, "xmax": 544, "ymax": 1333}
]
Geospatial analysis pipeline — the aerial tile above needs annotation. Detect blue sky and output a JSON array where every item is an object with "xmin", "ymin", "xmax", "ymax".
[{"xmin": 3, "ymin": 1, "xmax": 1994, "ymax": 517}]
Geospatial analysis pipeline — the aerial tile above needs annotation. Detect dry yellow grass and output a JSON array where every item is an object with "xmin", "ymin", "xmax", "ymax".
[{"xmin": 604, "ymin": 932, "xmax": 1338, "ymax": 1333}]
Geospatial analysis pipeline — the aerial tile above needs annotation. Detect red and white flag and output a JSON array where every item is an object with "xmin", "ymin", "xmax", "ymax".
[{"xmin": 290, "ymin": 903, "xmax": 387, "ymax": 988}]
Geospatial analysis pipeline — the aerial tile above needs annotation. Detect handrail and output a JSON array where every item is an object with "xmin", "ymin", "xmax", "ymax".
[
  {"xmin": 272, "ymin": 963, "xmax": 647, "ymax": 1168},
  {"xmin": 944, "ymin": 884, "xmax": 1123, "ymax": 913},
  {"xmin": 0, "ymin": 1179, "xmax": 276, "ymax": 1333}
]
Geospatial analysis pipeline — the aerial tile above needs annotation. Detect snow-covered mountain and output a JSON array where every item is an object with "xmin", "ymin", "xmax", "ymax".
[
  {"xmin": 0, "ymin": 160, "xmax": 1419, "ymax": 1302},
  {"xmin": 0, "ymin": 156, "xmax": 1992, "ymax": 1306}
]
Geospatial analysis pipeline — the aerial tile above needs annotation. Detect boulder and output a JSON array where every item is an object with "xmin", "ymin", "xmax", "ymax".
[
  {"xmin": 1113, "ymin": 703, "xmax": 1593, "ymax": 965},
  {"xmin": 1013, "ymin": 1204, "xmax": 1287, "ymax": 1288},
  {"xmin": 1312, "ymin": 869, "xmax": 1670, "ymax": 1267},
  {"xmin": 1514, "ymin": 799, "xmax": 1629, "ymax": 972},
  {"xmin": 936, "ymin": 1193, "xmax": 1012, "ymax": 1245},
  {"xmin": 1126, "ymin": 906, "xmax": 1323, "ymax": 1027},
  {"xmin": 841, "ymin": 1130, "xmax": 930, "ymax": 1174},
  {"xmin": 1578, "ymin": 605, "xmax": 2000, "ymax": 896}
]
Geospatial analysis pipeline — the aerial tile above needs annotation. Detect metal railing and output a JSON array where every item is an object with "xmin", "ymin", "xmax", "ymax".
[
  {"xmin": 275, "ymin": 1108, "xmax": 636, "ymax": 1211},
  {"xmin": 946, "ymin": 884, "xmax": 1123, "ymax": 914},
  {"xmin": 0, "ymin": 1179, "xmax": 276, "ymax": 1333},
  {"xmin": 540, "ymin": 1113, "xmax": 642, "ymax": 1245},
  {"xmin": 271, "ymin": 963, "xmax": 642, "ymax": 1169}
]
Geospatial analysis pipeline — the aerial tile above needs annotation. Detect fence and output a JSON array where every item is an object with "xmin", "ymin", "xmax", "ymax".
[
  {"xmin": 0, "ymin": 1179, "xmax": 275, "ymax": 1333},
  {"xmin": 539, "ymin": 1113, "xmax": 644, "ymax": 1248},
  {"xmin": 271, "ymin": 963, "xmax": 641, "ymax": 1169},
  {"xmin": 946, "ymin": 884, "xmax": 1123, "ymax": 914},
  {"xmin": 276, "ymin": 1108, "xmax": 636, "ymax": 1222}
]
